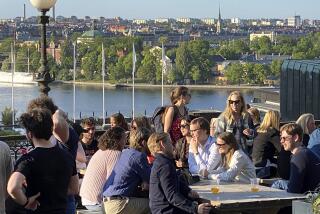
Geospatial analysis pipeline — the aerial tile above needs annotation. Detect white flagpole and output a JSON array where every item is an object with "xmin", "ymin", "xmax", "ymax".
[
  {"xmin": 102, "ymin": 43, "xmax": 106, "ymax": 124},
  {"xmin": 161, "ymin": 43, "xmax": 165, "ymax": 106},
  {"xmin": 132, "ymin": 43, "xmax": 136, "ymax": 119},
  {"xmin": 73, "ymin": 42, "xmax": 76, "ymax": 123},
  {"xmin": 11, "ymin": 43, "xmax": 15, "ymax": 126}
]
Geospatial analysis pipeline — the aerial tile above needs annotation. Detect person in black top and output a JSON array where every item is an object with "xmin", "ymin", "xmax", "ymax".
[
  {"xmin": 7, "ymin": 108, "xmax": 79, "ymax": 214},
  {"xmin": 252, "ymin": 110, "xmax": 281, "ymax": 178},
  {"xmin": 80, "ymin": 117, "xmax": 98, "ymax": 161},
  {"xmin": 147, "ymin": 132, "xmax": 211, "ymax": 214},
  {"xmin": 280, "ymin": 123, "xmax": 320, "ymax": 193}
]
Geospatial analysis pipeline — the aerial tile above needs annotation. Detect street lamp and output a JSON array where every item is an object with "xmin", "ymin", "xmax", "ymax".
[{"xmin": 29, "ymin": 0, "xmax": 57, "ymax": 95}]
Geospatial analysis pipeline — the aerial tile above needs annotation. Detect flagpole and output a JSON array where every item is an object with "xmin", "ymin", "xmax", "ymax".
[
  {"xmin": 11, "ymin": 43, "xmax": 15, "ymax": 126},
  {"xmin": 161, "ymin": 43, "xmax": 164, "ymax": 106},
  {"xmin": 73, "ymin": 42, "xmax": 76, "ymax": 123},
  {"xmin": 132, "ymin": 43, "xmax": 136, "ymax": 119},
  {"xmin": 102, "ymin": 43, "xmax": 106, "ymax": 125}
]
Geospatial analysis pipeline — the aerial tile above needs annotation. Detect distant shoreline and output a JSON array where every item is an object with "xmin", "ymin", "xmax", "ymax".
[{"xmin": 59, "ymin": 81, "xmax": 278, "ymax": 90}]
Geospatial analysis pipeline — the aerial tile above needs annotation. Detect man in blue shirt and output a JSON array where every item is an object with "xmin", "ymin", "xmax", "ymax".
[
  {"xmin": 103, "ymin": 128, "xmax": 151, "ymax": 214},
  {"xmin": 148, "ymin": 132, "xmax": 211, "ymax": 214}
]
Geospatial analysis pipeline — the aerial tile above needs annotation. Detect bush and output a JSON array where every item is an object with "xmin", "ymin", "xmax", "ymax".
[{"xmin": 1, "ymin": 107, "xmax": 16, "ymax": 126}]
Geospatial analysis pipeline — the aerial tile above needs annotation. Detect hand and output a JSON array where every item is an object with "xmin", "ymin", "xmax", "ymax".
[
  {"xmin": 140, "ymin": 181, "xmax": 149, "ymax": 191},
  {"xmin": 199, "ymin": 169, "xmax": 208, "ymax": 178},
  {"xmin": 25, "ymin": 192, "xmax": 40, "ymax": 211},
  {"xmin": 176, "ymin": 160, "xmax": 183, "ymax": 168},
  {"xmin": 197, "ymin": 203, "xmax": 211, "ymax": 214},
  {"xmin": 190, "ymin": 138, "xmax": 199, "ymax": 155},
  {"xmin": 188, "ymin": 190, "xmax": 199, "ymax": 199},
  {"xmin": 243, "ymin": 128, "xmax": 252, "ymax": 136}
]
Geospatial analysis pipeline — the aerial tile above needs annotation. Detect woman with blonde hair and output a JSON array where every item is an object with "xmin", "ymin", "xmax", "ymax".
[
  {"xmin": 252, "ymin": 110, "xmax": 281, "ymax": 178},
  {"xmin": 214, "ymin": 91, "xmax": 252, "ymax": 152},
  {"xmin": 163, "ymin": 86, "xmax": 191, "ymax": 144},
  {"xmin": 296, "ymin": 113, "xmax": 316, "ymax": 147},
  {"xmin": 208, "ymin": 132, "xmax": 256, "ymax": 183}
]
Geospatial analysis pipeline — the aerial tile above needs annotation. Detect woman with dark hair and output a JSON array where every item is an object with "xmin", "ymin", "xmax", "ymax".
[
  {"xmin": 80, "ymin": 127, "xmax": 126, "ymax": 212},
  {"xmin": 131, "ymin": 116, "xmax": 152, "ymax": 131},
  {"xmin": 163, "ymin": 86, "xmax": 191, "ymax": 144},
  {"xmin": 215, "ymin": 91, "xmax": 252, "ymax": 153},
  {"xmin": 110, "ymin": 113, "xmax": 129, "ymax": 131},
  {"xmin": 208, "ymin": 132, "xmax": 256, "ymax": 183}
]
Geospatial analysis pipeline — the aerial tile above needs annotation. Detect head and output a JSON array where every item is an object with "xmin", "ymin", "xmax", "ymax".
[
  {"xmin": 280, "ymin": 123, "xmax": 303, "ymax": 153},
  {"xmin": 80, "ymin": 117, "xmax": 96, "ymax": 143},
  {"xmin": 180, "ymin": 118, "xmax": 191, "ymax": 137},
  {"xmin": 129, "ymin": 127, "xmax": 152, "ymax": 153},
  {"xmin": 20, "ymin": 108, "xmax": 53, "ymax": 143},
  {"xmin": 147, "ymin": 132, "xmax": 174, "ymax": 158},
  {"xmin": 190, "ymin": 117, "xmax": 210, "ymax": 145},
  {"xmin": 224, "ymin": 91, "xmax": 246, "ymax": 120},
  {"xmin": 296, "ymin": 113, "xmax": 316, "ymax": 135},
  {"xmin": 131, "ymin": 116, "xmax": 152, "ymax": 131},
  {"xmin": 27, "ymin": 95, "xmax": 58, "ymax": 115},
  {"xmin": 170, "ymin": 86, "xmax": 191, "ymax": 105},
  {"xmin": 98, "ymin": 126, "xmax": 126, "ymax": 151},
  {"xmin": 110, "ymin": 113, "xmax": 128, "ymax": 131},
  {"xmin": 257, "ymin": 110, "xmax": 280, "ymax": 133},
  {"xmin": 216, "ymin": 132, "xmax": 239, "ymax": 168},
  {"xmin": 247, "ymin": 107, "xmax": 260, "ymax": 125}
]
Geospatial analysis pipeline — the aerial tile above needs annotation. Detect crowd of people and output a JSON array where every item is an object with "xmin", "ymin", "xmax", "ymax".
[{"xmin": 0, "ymin": 86, "xmax": 320, "ymax": 214}]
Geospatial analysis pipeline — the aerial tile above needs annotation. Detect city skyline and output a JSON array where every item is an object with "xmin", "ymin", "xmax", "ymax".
[{"xmin": 0, "ymin": 0, "xmax": 319, "ymax": 20}]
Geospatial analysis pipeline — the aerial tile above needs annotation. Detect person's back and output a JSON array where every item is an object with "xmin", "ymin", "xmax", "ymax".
[
  {"xmin": 288, "ymin": 147, "xmax": 320, "ymax": 193},
  {"xmin": 0, "ymin": 141, "xmax": 12, "ymax": 214},
  {"xmin": 15, "ymin": 146, "xmax": 75, "ymax": 213}
]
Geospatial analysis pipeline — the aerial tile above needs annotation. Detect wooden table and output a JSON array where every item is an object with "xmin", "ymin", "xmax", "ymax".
[{"xmin": 191, "ymin": 180, "xmax": 306, "ymax": 214}]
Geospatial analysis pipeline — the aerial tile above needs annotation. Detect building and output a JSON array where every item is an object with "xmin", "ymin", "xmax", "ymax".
[
  {"xmin": 231, "ymin": 18, "xmax": 241, "ymax": 25},
  {"xmin": 216, "ymin": 5, "xmax": 222, "ymax": 34},
  {"xmin": 287, "ymin": 15, "xmax": 301, "ymax": 27},
  {"xmin": 201, "ymin": 18, "xmax": 215, "ymax": 25},
  {"xmin": 250, "ymin": 31, "xmax": 275, "ymax": 42},
  {"xmin": 133, "ymin": 19, "xmax": 147, "ymax": 25},
  {"xmin": 176, "ymin": 18, "xmax": 191, "ymax": 24},
  {"xmin": 154, "ymin": 18, "xmax": 169, "ymax": 24}
]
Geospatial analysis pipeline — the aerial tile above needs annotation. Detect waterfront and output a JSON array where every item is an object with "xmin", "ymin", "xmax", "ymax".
[{"xmin": 0, "ymin": 83, "xmax": 256, "ymax": 119}]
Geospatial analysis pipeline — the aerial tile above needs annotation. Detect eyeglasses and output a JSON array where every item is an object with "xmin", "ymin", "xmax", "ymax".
[
  {"xmin": 216, "ymin": 143, "xmax": 226, "ymax": 147},
  {"xmin": 229, "ymin": 100, "xmax": 241, "ymax": 105},
  {"xmin": 280, "ymin": 136, "xmax": 292, "ymax": 141},
  {"xmin": 180, "ymin": 124, "xmax": 189, "ymax": 129},
  {"xmin": 190, "ymin": 128, "xmax": 201, "ymax": 133},
  {"xmin": 131, "ymin": 126, "xmax": 137, "ymax": 130},
  {"xmin": 83, "ymin": 127, "xmax": 95, "ymax": 133}
]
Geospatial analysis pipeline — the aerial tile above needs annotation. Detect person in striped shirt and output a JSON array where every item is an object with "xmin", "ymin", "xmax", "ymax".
[{"xmin": 80, "ymin": 127, "xmax": 127, "ymax": 212}]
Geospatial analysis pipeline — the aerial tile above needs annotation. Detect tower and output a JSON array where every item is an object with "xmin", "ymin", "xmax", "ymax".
[{"xmin": 216, "ymin": 4, "xmax": 222, "ymax": 34}]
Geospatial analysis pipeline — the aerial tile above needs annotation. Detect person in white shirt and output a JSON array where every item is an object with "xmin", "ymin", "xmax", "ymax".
[
  {"xmin": 188, "ymin": 117, "xmax": 221, "ymax": 177},
  {"xmin": 208, "ymin": 132, "xmax": 256, "ymax": 183}
]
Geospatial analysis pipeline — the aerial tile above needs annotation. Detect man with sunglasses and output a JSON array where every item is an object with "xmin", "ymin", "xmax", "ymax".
[
  {"xmin": 188, "ymin": 117, "xmax": 221, "ymax": 178},
  {"xmin": 80, "ymin": 117, "xmax": 98, "ymax": 162},
  {"xmin": 278, "ymin": 123, "xmax": 320, "ymax": 193}
]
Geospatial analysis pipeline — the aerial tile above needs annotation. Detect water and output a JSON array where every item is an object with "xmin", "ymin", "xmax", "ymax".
[{"xmin": 0, "ymin": 83, "xmax": 255, "ymax": 119}]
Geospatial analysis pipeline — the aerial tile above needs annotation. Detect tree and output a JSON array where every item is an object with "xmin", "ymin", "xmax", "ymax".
[
  {"xmin": 175, "ymin": 42, "xmax": 190, "ymax": 80},
  {"xmin": 270, "ymin": 59, "xmax": 283, "ymax": 78},
  {"xmin": 225, "ymin": 63, "xmax": 244, "ymax": 85},
  {"xmin": 137, "ymin": 49, "xmax": 157, "ymax": 83}
]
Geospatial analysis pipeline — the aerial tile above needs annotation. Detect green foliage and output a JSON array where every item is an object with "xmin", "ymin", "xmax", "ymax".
[
  {"xmin": 250, "ymin": 36, "xmax": 273, "ymax": 55},
  {"xmin": 1, "ymin": 107, "xmax": 15, "ymax": 126}
]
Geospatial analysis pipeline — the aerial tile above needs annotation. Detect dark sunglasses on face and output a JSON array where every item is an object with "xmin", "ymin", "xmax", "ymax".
[
  {"xmin": 83, "ymin": 127, "xmax": 95, "ymax": 133},
  {"xmin": 216, "ymin": 142, "xmax": 226, "ymax": 147},
  {"xmin": 229, "ymin": 100, "xmax": 241, "ymax": 105},
  {"xmin": 180, "ymin": 124, "xmax": 189, "ymax": 129}
]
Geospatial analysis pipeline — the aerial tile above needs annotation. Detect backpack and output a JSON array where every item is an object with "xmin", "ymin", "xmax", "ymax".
[{"xmin": 152, "ymin": 106, "xmax": 167, "ymax": 133}]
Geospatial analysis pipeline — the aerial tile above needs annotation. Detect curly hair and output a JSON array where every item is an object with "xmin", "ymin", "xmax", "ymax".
[
  {"xmin": 81, "ymin": 117, "xmax": 96, "ymax": 127},
  {"xmin": 27, "ymin": 95, "xmax": 58, "ymax": 115},
  {"xmin": 98, "ymin": 127, "xmax": 125, "ymax": 151},
  {"xmin": 20, "ymin": 108, "xmax": 53, "ymax": 140}
]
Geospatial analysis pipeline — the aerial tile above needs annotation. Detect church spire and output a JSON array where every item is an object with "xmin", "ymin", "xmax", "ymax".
[{"xmin": 216, "ymin": 3, "xmax": 222, "ymax": 34}]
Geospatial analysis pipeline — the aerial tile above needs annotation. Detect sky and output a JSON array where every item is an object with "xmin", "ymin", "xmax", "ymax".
[{"xmin": 0, "ymin": 0, "xmax": 319, "ymax": 20}]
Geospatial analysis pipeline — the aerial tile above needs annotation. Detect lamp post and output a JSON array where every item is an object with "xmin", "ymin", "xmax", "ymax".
[{"xmin": 29, "ymin": 0, "xmax": 57, "ymax": 96}]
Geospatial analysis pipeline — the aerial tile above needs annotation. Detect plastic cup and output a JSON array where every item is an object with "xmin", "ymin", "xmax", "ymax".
[
  {"xmin": 250, "ymin": 178, "xmax": 259, "ymax": 192},
  {"xmin": 211, "ymin": 178, "xmax": 220, "ymax": 194}
]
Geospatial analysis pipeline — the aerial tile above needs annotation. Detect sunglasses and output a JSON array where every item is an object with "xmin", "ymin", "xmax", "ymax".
[
  {"xmin": 216, "ymin": 143, "xmax": 226, "ymax": 147},
  {"xmin": 229, "ymin": 100, "xmax": 241, "ymax": 105},
  {"xmin": 83, "ymin": 127, "xmax": 95, "ymax": 133},
  {"xmin": 280, "ymin": 136, "xmax": 292, "ymax": 141},
  {"xmin": 180, "ymin": 124, "xmax": 189, "ymax": 129}
]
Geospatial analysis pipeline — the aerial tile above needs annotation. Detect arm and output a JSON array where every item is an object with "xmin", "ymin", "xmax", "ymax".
[
  {"xmin": 76, "ymin": 141, "xmax": 87, "ymax": 163},
  {"xmin": 52, "ymin": 109, "xmax": 69, "ymax": 143},
  {"xmin": 163, "ymin": 107, "xmax": 174, "ymax": 133},
  {"xmin": 159, "ymin": 164, "xmax": 197, "ymax": 213},
  {"xmin": 209, "ymin": 151, "xmax": 245, "ymax": 182},
  {"xmin": 207, "ymin": 142, "xmax": 221, "ymax": 173},
  {"xmin": 68, "ymin": 174, "xmax": 79, "ymax": 195}
]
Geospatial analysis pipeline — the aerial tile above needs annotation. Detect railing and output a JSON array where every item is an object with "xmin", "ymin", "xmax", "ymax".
[{"xmin": 0, "ymin": 135, "xmax": 31, "ymax": 161}]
